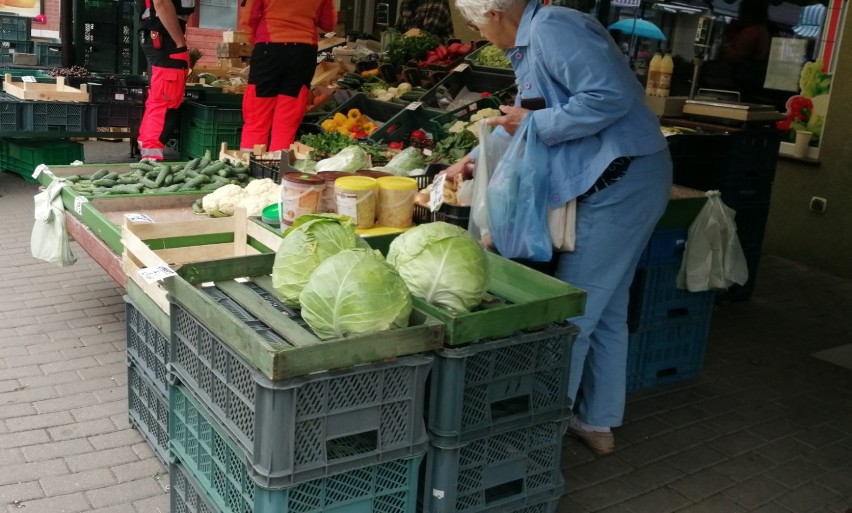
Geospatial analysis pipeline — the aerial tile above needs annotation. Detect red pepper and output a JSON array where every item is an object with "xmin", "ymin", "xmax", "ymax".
[
  {"xmin": 435, "ymin": 46, "xmax": 449, "ymax": 60},
  {"xmin": 775, "ymin": 119, "xmax": 792, "ymax": 132},
  {"xmin": 458, "ymin": 43, "xmax": 473, "ymax": 54},
  {"xmin": 480, "ymin": 91, "xmax": 491, "ymax": 98},
  {"xmin": 410, "ymin": 129, "xmax": 427, "ymax": 141},
  {"xmin": 447, "ymin": 42, "xmax": 463, "ymax": 55},
  {"xmin": 388, "ymin": 141, "xmax": 404, "ymax": 150}
]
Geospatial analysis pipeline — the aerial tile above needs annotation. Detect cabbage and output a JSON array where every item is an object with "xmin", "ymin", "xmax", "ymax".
[
  {"xmin": 382, "ymin": 147, "xmax": 427, "ymax": 177},
  {"xmin": 315, "ymin": 145, "xmax": 369, "ymax": 173},
  {"xmin": 300, "ymin": 248, "xmax": 412, "ymax": 340},
  {"xmin": 271, "ymin": 214, "xmax": 367, "ymax": 306},
  {"xmin": 386, "ymin": 222, "xmax": 488, "ymax": 313}
]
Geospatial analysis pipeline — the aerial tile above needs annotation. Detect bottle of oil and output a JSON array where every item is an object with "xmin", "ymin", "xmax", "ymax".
[
  {"xmin": 646, "ymin": 52, "xmax": 663, "ymax": 96},
  {"xmin": 657, "ymin": 53, "xmax": 674, "ymax": 97}
]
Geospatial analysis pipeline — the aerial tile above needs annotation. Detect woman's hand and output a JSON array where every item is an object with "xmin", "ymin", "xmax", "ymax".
[
  {"xmin": 440, "ymin": 154, "xmax": 475, "ymax": 180},
  {"xmin": 486, "ymin": 105, "xmax": 530, "ymax": 136}
]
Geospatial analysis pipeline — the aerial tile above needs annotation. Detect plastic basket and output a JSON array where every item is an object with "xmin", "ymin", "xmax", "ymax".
[
  {"xmin": 0, "ymin": 41, "xmax": 35, "ymax": 65},
  {"xmin": 0, "ymin": 14, "xmax": 32, "ymax": 42},
  {"xmin": 79, "ymin": 43, "xmax": 120, "ymax": 73},
  {"xmin": 428, "ymin": 97, "xmax": 501, "ymax": 140},
  {"xmin": 77, "ymin": 0, "xmax": 120, "ymax": 22},
  {"xmin": 0, "ymin": 93, "xmax": 21, "ymax": 132},
  {"xmin": 21, "ymin": 102, "xmax": 88, "ymax": 132},
  {"xmin": 171, "ymin": 462, "xmax": 222, "ymax": 513},
  {"xmin": 180, "ymin": 119, "xmax": 243, "ymax": 160},
  {"xmin": 169, "ymin": 295, "xmax": 432, "ymax": 487},
  {"xmin": 411, "ymin": 164, "xmax": 472, "ymax": 227},
  {"xmin": 127, "ymin": 360, "xmax": 169, "ymax": 466},
  {"xmin": 88, "ymin": 75, "xmax": 148, "ymax": 105},
  {"xmin": 419, "ymin": 66, "xmax": 516, "ymax": 110},
  {"xmin": 183, "ymin": 97, "xmax": 243, "ymax": 125},
  {"xmin": 170, "ymin": 384, "xmax": 424, "ymax": 513},
  {"xmin": 637, "ymin": 227, "xmax": 688, "ymax": 269},
  {"xmin": 626, "ymin": 319, "xmax": 710, "ymax": 392},
  {"xmin": 368, "ymin": 104, "xmax": 443, "ymax": 145},
  {"xmin": 34, "ymin": 43, "xmax": 63, "ymax": 67},
  {"xmin": 463, "ymin": 44, "xmax": 514, "ymax": 75},
  {"xmin": 2, "ymin": 139, "xmax": 84, "ymax": 181},
  {"xmin": 422, "ymin": 420, "xmax": 567, "ymax": 513},
  {"xmin": 628, "ymin": 263, "xmax": 716, "ymax": 332},
  {"xmin": 96, "ymin": 102, "xmax": 144, "ymax": 129},
  {"xmin": 125, "ymin": 297, "xmax": 169, "ymax": 397},
  {"xmin": 428, "ymin": 323, "xmax": 577, "ymax": 445}
]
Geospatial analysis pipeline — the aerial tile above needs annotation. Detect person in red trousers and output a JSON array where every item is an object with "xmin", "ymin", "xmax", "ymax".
[
  {"xmin": 136, "ymin": 0, "xmax": 195, "ymax": 160},
  {"xmin": 240, "ymin": 0, "xmax": 337, "ymax": 152}
]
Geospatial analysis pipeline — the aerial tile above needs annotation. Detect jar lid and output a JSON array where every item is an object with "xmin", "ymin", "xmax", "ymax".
[
  {"xmin": 317, "ymin": 171, "xmax": 353, "ymax": 184},
  {"xmin": 377, "ymin": 176, "xmax": 417, "ymax": 191},
  {"xmin": 335, "ymin": 175, "xmax": 378, "ymax": 191},
  {"xmin": 356, "ymin": 169, "xmax": 393, "ymax": 179},
  {"xmin": 283, "ymin": 172, "xmax": 324, "ymax": 185}
]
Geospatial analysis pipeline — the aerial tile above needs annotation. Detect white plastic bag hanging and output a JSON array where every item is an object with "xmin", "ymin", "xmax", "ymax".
[
  {"xmin": 467, "ymin": 122, "xmax": 511, "ymax": 245},
  {"xmin": 677, "ymin": 191, "xmax": 748, "ymax": 292},
  {"xmin": 31, "ymin": 179, "xmax": 77, "ymax": 267}
]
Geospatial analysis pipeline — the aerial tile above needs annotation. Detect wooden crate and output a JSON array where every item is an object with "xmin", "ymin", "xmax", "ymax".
[
  {"xmin": 222, "ymin": 30, "xmax": 249, "ymax": 44},
  {"xmin": 216, "ymin": 42, "xmax": 253, "ymax": 58},
  {"xmin": 219, "ymin": 142, "xmax": 281, "ymax": 167},
  {"xmin": 311, "ymin": 61, "xmax": 346, "ymax": 86},
  {"xmin": 122, "ymin": 208, "xmax": 284, "ymax": 315},
  {"xmin": 217, "ymin": 57, "xmax": 249, "ymax": 68},
  {"xmin": 2, "ymin": 74, "xmax": 90, "ymax": 102}
]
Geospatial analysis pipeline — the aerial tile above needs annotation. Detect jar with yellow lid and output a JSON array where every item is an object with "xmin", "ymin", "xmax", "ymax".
[
  {"xmin": 334, "ymin": 176, "xmax": 378, "ymax": 229},
  {"xmin": 376, "ymin": 176, "xmax": 417, "ymax": 228}
]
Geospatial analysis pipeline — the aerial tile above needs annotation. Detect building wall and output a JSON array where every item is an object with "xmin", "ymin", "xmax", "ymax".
[
  {"xmin": 763, "ymin": 8, "xmax": 852, "ymax": 279},
  {"xmin": 186, "ymin": 27, "xmax": 227, "ymax": 66}
]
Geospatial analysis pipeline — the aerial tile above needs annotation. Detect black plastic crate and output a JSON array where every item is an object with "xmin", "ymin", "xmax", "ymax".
[
  {"xmin": 0, "ymin": 93, "xmax": 21, "ymax": 131},
  {"xmin": 34, "ymin": 42, "xmax": 63, "ymax": 67},
  {"xmin": 411, "ymin": 163, "xmax": 470, "ymax": 227},
  {"xmin": 22, "ymin": 102, "xmax": 88, "ymax": 132},
  {"xmin": 317, "ymin": 93, "xmax": 405, "ymax": 134},
  {"xmin": 419, "ymin": 66, "xmax": 516, "ymax": 110},
  {"xmin": 96, "ymin": 102, "xmax": 144, "ymax": 129},
  {"xmin": 368, "ymin": 104, "xmax": 443, "ymax": 145},
  {"xmin": 0, "ymin": 14, "xmax": 32, "ymax": 42},
  {"xmin": 0, "ymin": 41, "xmax": 35, "ymax": 66},
  {"xmin": 88, "ymin": 75, "xmax": 148, "ymax": 105}
]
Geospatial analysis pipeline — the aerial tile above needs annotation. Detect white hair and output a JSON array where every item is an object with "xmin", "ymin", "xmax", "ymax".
[{"xmin": 455, "ymin": 0, "xmax": 528, "ymax": 28}]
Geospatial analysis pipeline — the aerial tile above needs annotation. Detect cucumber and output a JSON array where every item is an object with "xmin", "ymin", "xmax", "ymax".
[
  {"xmin": 140, "ymin": 177, "xmax": 159, "ymax": 189},
  {"xmin": 93, "ymin": 178, "xmax": 118, "ymax": 187},
  {"xmin": 108, "ymin": 184, "xmax": 145, "ymax": 195},
  {"xmin": 117, "ymin": 175, "xmax": 140, "ymax": 185},
  {"xmin": 129, "ymin": 162, "xmax": 156, "ymax": 172},
  {"xmin": 192, "ymin": 198, "xmax": 205, "ymax": 214},
  {"xmin": 64, "ymin": 175, "xmax": 81, "ymax": 183},
  {"xmin": 184, "ymin": 158, "xmax": 201, "ymax": 171},
  {"xmin": 91, "ymin": 169, "xmax": 110, "ymax": 180},
  {"xmin": 102, "ymin": 171, "xmax": 119, "ymax": 181},
  {"xmin": 154, "ymin": 166, "xmax": 170, "ymax": 186},
  {"xmin": 200, "ymin": 161, "xmax": 227, "ymax": 176},
  {"xmin": 158, "ymin": 184, "xmax": 182, "ymax": 192}
]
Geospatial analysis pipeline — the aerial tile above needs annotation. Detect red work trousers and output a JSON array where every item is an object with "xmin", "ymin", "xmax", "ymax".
[{"xmin": 138, "ymin": 66, "xmax": 186, "ymax": 160}]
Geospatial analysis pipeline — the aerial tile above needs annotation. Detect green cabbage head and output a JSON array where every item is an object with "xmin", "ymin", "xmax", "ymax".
[
  {"xmin": 271, "ymin": 214, "xmax": 367, "ymax": 306},
  {"xmin": 300, "ymin": 248, "xmax": 413, "ymax": 340},
  {"xmin": 386, "ymin": 222, "xmax": 488, "ymax": 314}
]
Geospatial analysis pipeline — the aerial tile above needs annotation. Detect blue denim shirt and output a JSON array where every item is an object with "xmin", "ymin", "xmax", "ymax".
[{"xmin": 490, "ymin": 1, "xmax": 668, "ymax": 208}]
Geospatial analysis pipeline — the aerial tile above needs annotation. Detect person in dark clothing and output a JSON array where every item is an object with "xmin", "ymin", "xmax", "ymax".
[
  {"xmin": 136, "ymin": 0, "xmax": 195, "ymax": 160},
  {"xmin": 396, "ymin": 0, "xmax": 454, "ymax": 39}
]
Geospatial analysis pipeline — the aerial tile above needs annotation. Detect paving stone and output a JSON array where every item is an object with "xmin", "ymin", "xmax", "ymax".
[
  {"xmin": 132, "ymin": 494, "xmax": 170, "ymax": 513},
  {"xmin": 112, "ymin": 458, "xmax": 167, "ymax": 484},
  {"xmin": 0, "ymin": 380, "xmax": 23, "ymax": 393},
  {"xmin": 77, "ymin": 362, "xmax": 126, "ymax": 381},
  {"xmin": 0, "ymin": 481, "xmax": 44, "ymax": 507},
  {"xmin": 663, "ymin": 445, "xmax": 728, "ymax": 474},
  {"xmin": 48, "ymin": 419, "xmax": 118, "ymax": 442},
  {"xmin": 754, "ymin": 436, "xmax": 816, "ymax": 464},
  {"xmin": 659, "ymin": 405, "xmax": 714, "ymax": 428},
  {"xmin": 9, "ymin": 491, "xmax": 90, "ymax": 513},
  {"xmin": 765, "ymin": 457, "xmax": 827, "ymax": 488},
  {"xmin": 816, "ymin": 467, "xmax": 852, "ymax": 497},
  {"xmin": 612, "ymin": 436, "xmax": 681, "ymax": 467},
  {"xmin": 40, "ymin": 357, "xmax": 102, "ymax": 376},
  {"xmin": 69, "ymin": 400, "xmax": 127, "ymax": 423},
  {"xmin": 22, "ymin": 439, "xmax": 94, "ymax": 462},
  {"xmin": 39, "ymin": 469, "xmax": 117, "ymax": 497},
  {"xmin": 616, "ymin": 416, "xmax": 672, "ymax": 444},
  {"xmin": 804, "ymin": 442, "xmax": 852, "ymax": 470},
  {"xmin": 617, "ymin": 460, "xmax": 684, "ymax": 491},
  {"xmin": 0, "ymin": 429, "xmax": 50, "ymax": 450},
  {"xmin": 88, "ymin": 430, "xmax": 145, "ymax": 452},
  {"xmin": 569, "ymin": 479, "xmax": 641, "ymax": 512},
  {"xmin": 0, "ymin": 384, "xmax": 59, "ymax": 405},
  {"xmin": 619, "ymin": 486, "xmax": 691, "ymax": 513},
  {"xmin": 709, "ymin": 431, "xmax": 768, "ymax": 457},
  {"xmin": 0, "ymin": 447, "xmax": 25, "ymax": 465},
  {"xmin": 794, "ymin": 425, "xmax": 848, "ymax": 449},
  {"xmin": 669, "ymin": 468, "xmax": 738, "ymax": 501},
  {"xmin": 85, "ymin": 478, "xmax": 166, "ymax": 510},
  {"xmin": 0, "ymin": 403, "xmax": 37, "ymax": 421},
  {"xmin": 92, "ymin": 505, "xmax": 138, "ymax": 513},
  {"xmin": 93, "ymin": 387, "xmax": 126, "ymax": 404},
  {"xmin": 748, "ymin": 502, "xmax": 796, "ymax": 513},
  {"xmin": 722, "ymin": 475, "xmax": 790, "ymax": 510},
  {"xmin": 0, "ymin": 365, "xmax": 43, "ymax": 381},
  {"xmin": 5, "ymin": 411, "xmax": 73, "ymax": 432},
  {"xmin": 672, "ymin": 494, "xmax": 748, "ymax": 513},
  {"xmin": 749, "ymin": 418, "xmax": 807, "ymax": 442},
  {"xmin": 0, "ymin": 459, "xmax": 69, "ymax": 487},
  {"xmin": 623, "ymin": 397, "xmax": 668, "ymax": 421},
  {"xmin": 776, "ymin": 482, "xmax": 843, "ymax": 513},
  {"xmin": 17, "ymin": 370, "xmax": 81, "ymax": 387},
  {"xmin": 711, "ymin": 452, "xmax": 777, "ymax": 482},
  {"xmin": 130, "ymin": 442, "xmax": 157, "ymax": 461},
  {"xmin": 65, "ymin": 446, "xmax": 140, "ymax": 473},
  {"xmin": 34, "ymin": 392, "xmax": 102, "ymax": 415}
]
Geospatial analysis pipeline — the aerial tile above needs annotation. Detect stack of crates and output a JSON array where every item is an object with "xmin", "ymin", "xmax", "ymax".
[
  {"xmin": 34, "ymin": 42, "xmax": 63, "ymax": 67},
  {"xmin": 669, "ymin": 129, "xmax": 780, "ymax": 301},
  {"xmin": 89, "ymin": 75, "xmax": 147, "ymax": 131},
  {"xmin": 180, "ymin": 94, "xmax": 244, "ymax": 159},
  {"xmin": 164, "ymin": 265, "xmax": 436, "ymax": 513},
  {"xmin": 625, "ymin": 227, "xmax": 716, "ymax": 391},
  {"xmin": 0, "ymin": 15, "xmax": 33, "ymax": 65},
  {"xmin": 74, "ymin": 0, "xmax": 136, "ymax": 74},
  {"xmin": 422, "ymin": 324, "xmax": 578, "ymax": 513}
]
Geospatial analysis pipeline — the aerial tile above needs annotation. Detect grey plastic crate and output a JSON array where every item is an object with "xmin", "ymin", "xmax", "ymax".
[
  {"xmin": 125, "ymin": 297, "xmax": 169, "ymax": 397},
  {"xmin": 22, "ymin": 102, "xmax": 87, "ymax": 132},
  {"xmin": 422, "ymin": 420, "xmax": 567, "ymax": 513},
  {"xmin": 428, "ymin": 323, "xmax": 578, "ymax": 445},
  {"xmin": 169, "ymin": 298, "xmax": 433, "ymax": 488},
  {"xmin": 127, "ymin": 359, "xmax": 168, "ymax": 466},
  {"xmin": 0, "ymin": 93, "xmax": 21, "ymax": 131},
  {"xmin": 0, "ymin": 14, "xmax": 31, "ymax": 42},
  {"xmin": 171, "ymin": 462, "xmax": 222, "ymax": 513}
]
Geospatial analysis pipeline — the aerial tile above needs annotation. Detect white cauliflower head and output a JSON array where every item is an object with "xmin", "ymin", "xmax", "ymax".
[
  {"xmin": 202, "ymin": 184, "xmax": 246, "ymax": 217},
  {"xmin": 244, "ymin": 178, "xmax": 278, "ymax": 196}
]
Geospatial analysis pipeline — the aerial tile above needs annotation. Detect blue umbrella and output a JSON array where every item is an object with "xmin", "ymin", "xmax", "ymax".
[{"xmin": 608, "ymin": 18, "xmax": 667, "ymax": 41}]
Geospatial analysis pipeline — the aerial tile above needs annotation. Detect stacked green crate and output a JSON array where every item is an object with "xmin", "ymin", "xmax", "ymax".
[
  {"xmin": 179, "ymin": 95, "xmax": 244, "ymax": 159},
  {"xmin": 1, "ymin": 139, "xmax": 84, "ymax": 182}
]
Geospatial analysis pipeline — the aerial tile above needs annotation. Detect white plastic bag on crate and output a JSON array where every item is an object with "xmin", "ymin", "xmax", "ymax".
[
  {"xmin": 31, "ymin": 178, "xmax": 77, "ymax": 267},
  {"xmin": 467, "ymin": 122, "xmax": 511, "ymax": 245},
  {"xmin": 676, "ymin": 191, "xmax": 748, "ymax": 292}
]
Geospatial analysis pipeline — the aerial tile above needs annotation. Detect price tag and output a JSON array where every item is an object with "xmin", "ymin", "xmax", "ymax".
[
  {"xmin": 324, "ymin": 32, "xmax": 337, "ymax": 38},
  {"xmin": 432, "ymin": 489, "xmax": 445, "ymax": 499},
  {"xmin": 114, "ymin": 93, "xmax": 125, "ymax": 101},
  {"xmin": 429, "ymin": 174, "xmax": 446, "ymax": 212},
  {"xmin": 422, "ymin": 148, "xmax": 433, "ymax": 157},
  {"xmin": 405, "ymin": 101, "xmax": 422, "ymax": 111},
  {"xmin": 452, "ymin": 63, "xmax": 469, "ymax": 73},
  {"xmin": 138, "ymin": 266, "xmax": 178, "ymax": 284},
  {"xmin": 74, "ymin": 196, "xmax": 89, "ymax": 216},
  {"xmin": 125, "ymin": 213, "xmax": 154, "ymax": 223},
  {"xmin": 21, "ymin": 75, "xmax": 37, "ymax": 83}
]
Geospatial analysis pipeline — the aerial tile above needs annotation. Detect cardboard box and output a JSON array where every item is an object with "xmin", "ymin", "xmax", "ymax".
[{"xmin": 311, "ymin": 61, "xmax": 346, "ymax": 86}]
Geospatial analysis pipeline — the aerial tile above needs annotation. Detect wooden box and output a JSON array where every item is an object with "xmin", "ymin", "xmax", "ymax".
[
  {"xmin": 311, "ymin": 61, "xmax": 346, "ymax": 86},
  {"xmin": 222, "ymin": 30, "xmax": 249, "ymax": 44},
  {"xmin": 216, "ymin": 42, "xmax": 253, "ymax": 58},
  {"xmin": 217, "ymin": 57, "xmax": 249, "ymax": 68},
  {"xmin": 2, "ymin": 74, "xmax": 90, "ymax": 102}
]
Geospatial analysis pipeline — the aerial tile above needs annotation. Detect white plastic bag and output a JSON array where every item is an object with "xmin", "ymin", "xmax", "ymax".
[
  {"xmin": 677, "ymin": 191, "xmax": 748, "ymax": 292},
  {"xmin": 31, "ymin": 179, "xmax": 77, "ymax": 267},
  {"xmin": 468, "ymin": 123, "xmax": 511, "ymax": 245}
]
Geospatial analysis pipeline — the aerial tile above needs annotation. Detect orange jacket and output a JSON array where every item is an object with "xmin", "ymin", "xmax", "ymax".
[{"xmin": 243, "ymin": 0, "xmax": 337, "ymax": 45}]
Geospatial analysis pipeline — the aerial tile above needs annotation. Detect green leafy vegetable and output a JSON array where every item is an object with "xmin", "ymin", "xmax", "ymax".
[
  {"xmin": 380, "ymin": 147, "xmax": 427, "ymax": 176},
  {"xmin": 315, "ymin": 145, "xmax": 371, "ymax": 173},
  {"xmin": 432, "ymin": 130, "xmax": 478, "ymax": 164},
  {"xmin": 799, "ymin": 60, "xmax": 832, "ymax": 98},
  {"xmin": 386, "ymin": 222, "xmax": 489, "ymax": 313},
  {"xmin": 271, "ymin": 214, "xmax": 367, "ymax": 306},
  {"xmin": 385, "ymin": 32, "xmax": 442, "ymax": 66},
  {"xmin": 300, "ymin": 248, "xmax": 413, "ymax": 340},
  {"xmin": 472, "ymin": 45, "xmax": 512, "ymax": 69}
]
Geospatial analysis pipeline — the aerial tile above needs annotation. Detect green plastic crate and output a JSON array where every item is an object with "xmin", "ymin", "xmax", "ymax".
[
  {"xmin": 183, "ymin": 97, "xmax": 244, "ymax": 125},
  {"xmin": 35, "ymin": 42, "xmax": 63, "ymax": 67},
  {"xmin": 170, "ymin": 384, "xmax": 423, "ymax": 513},
  {"xmin": 127, "ymin": 360, "xmax": 168, "ymax": 466},
  {"xmin": 171, "ymin": 462, "xmax": 222, "ymax": 513},
  {"xmin": 428, "ymin": 97, "xmax": 501, "ymax": 140},
  {"xmin": 0, "ymin": 14, "xmax": 32, "ymax": 42},
  {"xmin": 180, "ymin": 119, "xmax": 242, "ymax": 160},
  {"xmin": 2, "ymin": 139, "xmax": 84, "ymax": 182},
  {"xmin": 463, "ymin": 44, "xmax": 514, "ymax": 75},
  {"xmin": 125, "ymin": 297, "xmax": 169, "ymax": 397}
]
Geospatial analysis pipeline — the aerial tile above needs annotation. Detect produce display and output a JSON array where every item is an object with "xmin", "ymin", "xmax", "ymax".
[
  {"xmin": 299, "ymin": 248, "xmax": 413, "ymax": 340},
  {"xmin": 416, "ymin": 42, "xmax": 475, "ymax": 68},
  {"xmin": 197, "ymin": 177, "xmax": 279, "ymax": 217},
  {"xmin": 386, "ymin": 222, "xmax": 488, "ymax": 314},
  {"xmin": 315, "ymin": 145, "xmax": 372, "ymax": 173},
  {"xmin": 320, "ymin": 108, "xmax": 379, "ymax": 139},
  {"xmin": 471, "ymin": 45, "xmax": 512, "ymax": 69},
  {"xmin": 271, "ymin": 214, "xmax": 368, "ymax": 307},
  {"xmin": 64, "ymin": 153, "xmax": 252, "ymax": 197},
  {"xmin": 385, "ymin": 32, "xmax": 443, "ymax": 66}
]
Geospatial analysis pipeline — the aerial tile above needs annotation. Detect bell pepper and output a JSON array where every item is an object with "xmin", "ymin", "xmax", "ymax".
[
  {"xmin": 388, "ymin": 141, "xmax": 404, "ymax": 150},
  {"xmin": 347, "ymin": 108, "xmax": 362, "ymax": 120},
  {"xmin": 410, "ymin": 129, "xmax": 427, "ymax": 141}
]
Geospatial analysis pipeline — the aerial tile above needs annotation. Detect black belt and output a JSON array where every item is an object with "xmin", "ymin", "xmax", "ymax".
[{"xmin": 577, "ymin": 156, "xmax": 634, "ymax": 201}]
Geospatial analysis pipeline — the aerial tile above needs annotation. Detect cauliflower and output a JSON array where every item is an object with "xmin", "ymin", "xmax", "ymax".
[
  {"xmin": 447, "ymin": 120, "xmax": 468, "ymax": 134},
  {"xmin": 202, "ymin": 184, "xmax": 245, "ymax": 217},
  {"xmin": 244, "ymin": 178, "xmax": 277, "ymax": 196},
  {"xmin": 238, "ymin": 195, "xmax": 270, "ymax": 217},
  {"xmin": 469, "ymin": 108, "xmax": 501, "ymax": 123}
]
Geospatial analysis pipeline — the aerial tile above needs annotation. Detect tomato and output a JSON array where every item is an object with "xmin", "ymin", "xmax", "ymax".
[
  {"xmin": 388, "ymin": 141, "xmax": 404, "ymax": 150},
  {"xmin": 775, "ymin": 119, "xmax": 792, "ymax": 132},
  {"xmin": 410, "ymin": 129, "xmax": 427, "ymax": 141},
  {"xmin": 480, "ymin": 91, "xmax": 491, "ymax": 98}
]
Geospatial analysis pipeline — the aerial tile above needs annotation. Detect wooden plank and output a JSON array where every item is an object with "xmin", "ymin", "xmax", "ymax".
[
  {"xmin": 123, "ymin": 257, "xmax": 170, "ymax": 315},
  {"xmin": 247, "ymin": 220, "xmax": 283, "ymax": 252},
  {"xmin": 66, "ymin": 214, "xmax": 125, "ymax": 288},
  {"xmin": 3, "ymin": 73, "xmax": 90, "ymax": 102}
]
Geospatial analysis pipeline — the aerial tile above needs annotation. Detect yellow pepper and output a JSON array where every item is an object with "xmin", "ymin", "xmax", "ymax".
[
  {"xmin": 347, "ymin": 108, "xmax": 362, "ymax": 120},
  {"xmin": 336, "ymin": 126, "xmax": 350, "ymax": 136},
  {"xmin": 342, "ymin": 117, "xmax": 358, "ymax": 130},
  {"xmin": 321, "ymin": 119, "xmax": 337, "ymax": 132},
  {"xmin": 362, "ymin": 121, "xmax": 377, "ymax": 134},
  {"xmin": 333, "ymin": 113, "xmax": 347, "ymax": 124}
]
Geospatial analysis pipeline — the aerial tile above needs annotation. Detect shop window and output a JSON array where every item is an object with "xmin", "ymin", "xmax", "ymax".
[{"xmin": 199, "ymin": 0, "xmax": 237, "ymax": 29}]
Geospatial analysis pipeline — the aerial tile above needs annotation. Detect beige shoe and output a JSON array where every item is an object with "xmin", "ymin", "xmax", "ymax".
[{"xmin": 568, "ymin": 426, "xmax": 615, "ymax": 455}]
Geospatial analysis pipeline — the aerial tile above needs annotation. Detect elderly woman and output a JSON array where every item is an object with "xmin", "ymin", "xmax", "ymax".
[{"xmin": 446, "ymin": 0, "xmax": 672, "ymax": 454}]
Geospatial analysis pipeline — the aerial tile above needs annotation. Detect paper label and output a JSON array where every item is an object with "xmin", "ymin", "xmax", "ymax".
[
  {"xmin": 336, "ymin": 192, "xmax": 358, "ymax": 222},
  {"xmin": 406, "ymin": 101, "xmax": 422, "ymax": 111},
  {"xmin": 74, "ymin": 196, "xmax": 89, "ymax": 216},
  {"xmin": 21, "ymin": 76, "xmax": 37, "ymax": 83},
  {"xmin": 452, "ymin": 63, "xmax": 469, "ymax": 73},
  {"xmin": 422, "ymin": 148, "xmax": 433, "ymax": 157},
  {"xmin": 125, "ymin": 213, "xmax": 154, "ymax": 223},
  {"xmin": 432, "ymin": 489, "xmax": 445, "ymax": 499},
  {"xmin": 115, "ymin": 93, "xmax": 125, "ymax": 101},
  {"xmin": 138, "ymin": 266, "xmax": 178, "ymax": 284},
  {"xmin": 429, "ymin": 174, "xmax": 446, "ymax": 213}
]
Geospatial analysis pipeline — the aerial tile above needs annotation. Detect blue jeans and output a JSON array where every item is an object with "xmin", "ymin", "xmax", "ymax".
[{"xmin": 556, "ymin": 148, "xmax": 672, "ymax": 427}]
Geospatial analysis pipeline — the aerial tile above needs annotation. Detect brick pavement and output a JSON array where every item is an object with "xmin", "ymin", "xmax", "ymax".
[{"xmin": 1, "ymin": 140, "xmax": 851, "ymax": 512}]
